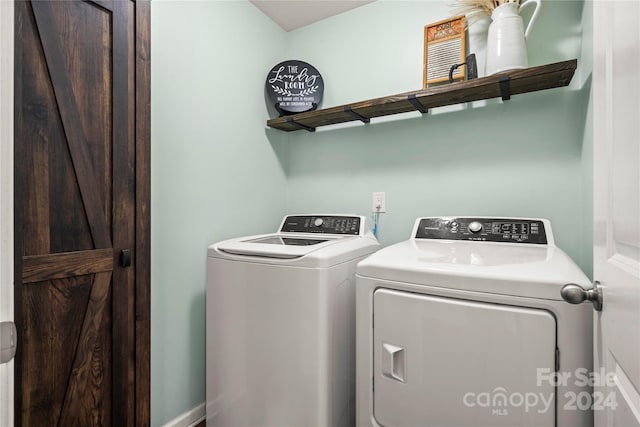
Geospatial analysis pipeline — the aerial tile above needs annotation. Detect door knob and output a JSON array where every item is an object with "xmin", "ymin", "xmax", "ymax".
[
  {"xmin": 561, "ymin": 281, "xmax": 603, "ymax": 311},
  {"xmin": 0, "ymin": 321, "xmax": 17, "ymax": 364}
]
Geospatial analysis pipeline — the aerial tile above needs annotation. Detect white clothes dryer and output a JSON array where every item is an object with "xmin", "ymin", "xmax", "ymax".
[
  {"xmin": 356, "ymin": 217, "xmax": 593, "ymax": 427},
  {"xmin": 207, "ymin": 215, "xmax": 380, "ymax": 427}
]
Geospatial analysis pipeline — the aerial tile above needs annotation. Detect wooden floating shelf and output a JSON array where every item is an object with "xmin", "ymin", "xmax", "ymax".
[{"xmin": 266, "ymin": 59, "xmax": 578, "ymax": 132}]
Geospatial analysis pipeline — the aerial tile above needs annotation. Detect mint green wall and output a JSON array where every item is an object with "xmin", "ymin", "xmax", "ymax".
[
  {"xmin": 151, "ymin": 2, "xmax": 287, "ymax": 425},
  {"xmin": 279, "ymin": 0, "xmax": 593, "ymax": 274},
  {"xmin": 151, "ymin": 1, "xmax": 593, "ymax": 425}
]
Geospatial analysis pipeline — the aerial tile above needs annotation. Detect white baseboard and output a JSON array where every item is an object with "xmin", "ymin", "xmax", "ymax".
[{"xmin": 162, "ymin": 403, "xmax": 205, "ymax": 427}]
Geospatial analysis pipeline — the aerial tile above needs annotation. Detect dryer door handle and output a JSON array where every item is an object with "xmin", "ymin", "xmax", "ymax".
[{"xmin": 382, "ymin": 343, "xmax": 406, "ymax": 383}]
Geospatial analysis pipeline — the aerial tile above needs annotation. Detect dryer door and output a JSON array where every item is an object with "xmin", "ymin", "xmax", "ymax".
[{"xmin": 373, "ymin": 289, "xmax": 556, "ymax": 427}]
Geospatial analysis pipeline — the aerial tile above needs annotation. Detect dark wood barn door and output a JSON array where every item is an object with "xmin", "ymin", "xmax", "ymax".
[{"xmin": 13, "ymin": 1, "xmax": 150, "ymax": 425}]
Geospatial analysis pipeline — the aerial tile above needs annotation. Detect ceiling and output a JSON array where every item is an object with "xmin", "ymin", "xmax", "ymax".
[{"xmin": 250, "ymin": 0, "xmax": 376, "ymax": 32}]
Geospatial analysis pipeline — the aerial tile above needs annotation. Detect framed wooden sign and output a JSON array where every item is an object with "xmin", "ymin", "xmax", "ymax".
[{"xmin": 424, "ymin": 16, "xmax": 466, "ymax": 87}]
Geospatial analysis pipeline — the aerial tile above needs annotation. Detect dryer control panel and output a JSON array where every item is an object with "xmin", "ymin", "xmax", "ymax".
[
  {"xmin": 414, "ymin": 217, "xmax": 548, "ymax": 244},
  {"xmin": 280, "ymin": 215, "xmax": 361, "ymax": 235}
]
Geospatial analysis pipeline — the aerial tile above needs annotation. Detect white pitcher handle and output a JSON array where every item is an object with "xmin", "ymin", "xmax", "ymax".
[{"xmin": 519, "ymin": 0, "xmax": 541, "ymax": 39}]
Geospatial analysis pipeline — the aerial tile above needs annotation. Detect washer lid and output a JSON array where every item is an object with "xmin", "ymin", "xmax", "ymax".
[
  {"xmin": 214, "ymin": 233, "xmax": 349, "ymax": 259},
  {"xmin": 207, "ymin": 214, "xmax": 380, "ymax": 267},
  {"xmin": 209, "ymin": 232, "xmax": 380, "ymax": 267},
  {"xmin": 356, "ymin": 239, "xmax": 590, "ymax": 300}
]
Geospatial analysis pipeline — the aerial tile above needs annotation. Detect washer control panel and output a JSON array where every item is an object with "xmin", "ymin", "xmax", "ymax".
[
  {"xmin": 281, "ymin": 215, "xmax": 361, "ymax": 235},
  {"xmin": 414, "ymin": 217, "xmax": 547, "ymax": 244}
]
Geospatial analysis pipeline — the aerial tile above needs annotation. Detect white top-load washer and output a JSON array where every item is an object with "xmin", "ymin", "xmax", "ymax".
[
  {"xmin": 207, "ymin": 214, "xmax": 380, "ymax": 427},
  {"xmin": 356, "ymin": 217, "xmax": 593, "ymax": 427}
]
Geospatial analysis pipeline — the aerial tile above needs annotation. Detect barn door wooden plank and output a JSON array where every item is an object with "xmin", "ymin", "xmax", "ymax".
[
  {"xmin": 49, "ymin": 275, "xmax": 96, "ymax": 426},
  {"xmin": 30, "ymin": 1, "xmax": 112, "ymax": 249},
  {"xmin": 13, "ymin": 1, "xmax": 51, "ymax": 258},
  {"xmin": 20, "ymin": 275, "xmax": 95, "ymax": 427},
  {"xmin": 110, "ymin": 1, "xmax": 136, "ymax": 424},
  {"xmin": 22, "ymin": 249, "xmax": 114, "ymax": 283},
  {"xmin": 57, "ymin": 271, "xmax": 113, "ymax": 427},
  {"xmin": 13, "ymin": 3, "xmax": 54, "ymax": 424},
  {"xmin": 19, "ymin": 274, "xmax": 54, "ymax": 427},
  {"xmin": 135, "ymin": 3, "xmax": 152, "ymax": 424}
]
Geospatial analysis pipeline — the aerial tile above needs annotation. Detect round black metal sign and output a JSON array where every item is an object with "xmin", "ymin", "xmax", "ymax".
[{"xmin": 266, "ymin": 60, "xmax": 324, "ymax": 115}]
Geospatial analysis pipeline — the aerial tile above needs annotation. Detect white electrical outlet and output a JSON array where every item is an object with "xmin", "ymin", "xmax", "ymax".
[{"xmin": 372, "ymin": 192, "xmax": 386, "ymax": 213}]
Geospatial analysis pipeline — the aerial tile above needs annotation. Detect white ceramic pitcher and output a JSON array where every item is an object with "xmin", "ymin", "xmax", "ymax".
[{"xmin": 485, "ymin": 0, "xmax": 541, "ymax": 75}]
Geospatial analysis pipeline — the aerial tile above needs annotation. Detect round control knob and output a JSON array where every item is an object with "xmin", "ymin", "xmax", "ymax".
[
  {"xmin": 314, "ymin": 218, "xmax": 324, "ymax": 227},
  {"xmin": 468, "ymin": 221, "xmax": 483, "ymax": 233}
]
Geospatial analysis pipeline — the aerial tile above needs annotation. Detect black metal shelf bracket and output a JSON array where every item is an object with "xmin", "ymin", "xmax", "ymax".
[
  {"xmin": 344, "ymin": 106, "xmax": 370, "ymax": 124},
  {"xmin": 499, "ymin": 76, "xmax": 512, "ymax": 101},
  {"xmin": 408, "ymin": 94, "xmax": 429, "ymax": 114},
  {"xmin": 287, "ymin": 117, "xmax": 316, "ymax": 132}
]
